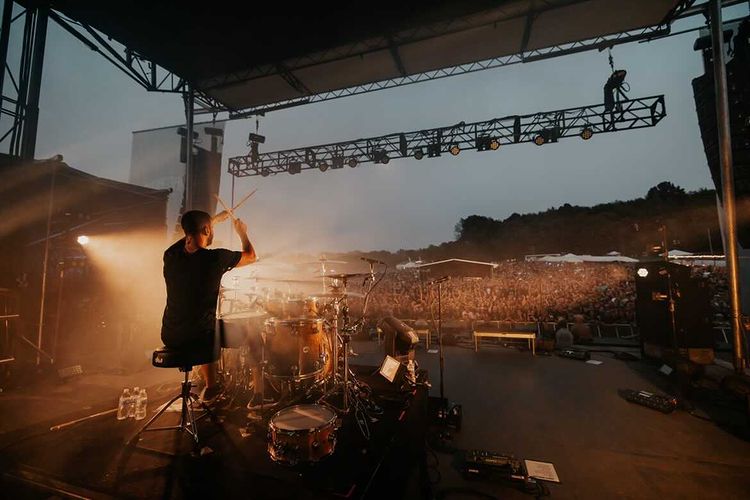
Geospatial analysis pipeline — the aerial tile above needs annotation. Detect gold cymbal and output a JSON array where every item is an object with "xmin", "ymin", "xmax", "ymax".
[{"xmin": 310, "ymin": 292, "xmax": 365, "ymax": 299}]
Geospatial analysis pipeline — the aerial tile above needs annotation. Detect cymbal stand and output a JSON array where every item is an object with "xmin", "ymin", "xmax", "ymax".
[
  {"xmin": 321, "ymin": 277, "xmax": 355, "ymax": 413},
  {"xmin": 329, "ymin": 297, "xmax": 340, "ymax": 393}
]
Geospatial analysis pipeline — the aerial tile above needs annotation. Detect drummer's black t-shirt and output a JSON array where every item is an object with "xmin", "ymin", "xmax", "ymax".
[{"xmin": 161, "ymin": 238, "xmax": 242, "ymax": 350}]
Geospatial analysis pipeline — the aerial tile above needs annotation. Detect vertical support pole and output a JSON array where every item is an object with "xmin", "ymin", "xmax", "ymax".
[
  {"xmin": 0, "ymin": 0, "xmax": 14, "ymax": 113},
  {"xmin": 20, "ymin": 4, "xmax": 47, "ymax": 160},
  {"xmin": 36, "ymin": 162, "xmax": 55, "ymax": 365},
  {"xmin": 437, "ymin": 281, "xmax": 444, "ymax": 403},
  {"xmin": 52, "ymin": 265, "xmax": 63, "ymax": 362},
  {"xmin": 184, "ymin": 87, "xmax": 195, "ymax": 211},
  {"xmin": 10, "ymin": 8, "xmax": 34, "ymax": 156},
  {"xmin": 710, "ymin": 0, "xmax": 746, "ymax": 372},
  {"xmin": 229, "ymin": 173, "xmax": 235, "ymax": 244}
]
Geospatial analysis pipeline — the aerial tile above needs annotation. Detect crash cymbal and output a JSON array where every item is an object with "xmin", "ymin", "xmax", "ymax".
[
  {"xmin": 246, "ymin": 276, "xmax": 321, "ymax": 285},
  {"xmin": 316, "ymin": 272, "xmax": 369, "ymax": 279},
  {"xmin": 311, "ymin": 292, "xmax": 365, "ymax": 299},
  {"xmin": 305, "ymin": 258, "xmax": 348, "ymax": 265}
]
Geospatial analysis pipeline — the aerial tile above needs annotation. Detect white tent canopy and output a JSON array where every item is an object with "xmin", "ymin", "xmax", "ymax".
[{"xmin": 534, "ymin": 252, "xmax": 639, "ymax": 263}]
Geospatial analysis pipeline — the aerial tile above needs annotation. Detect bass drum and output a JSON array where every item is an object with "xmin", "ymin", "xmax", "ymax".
[
  {"xmin": 264, "ymin": 318, "xmax": 330, "ymax": 380},
  {"xmin": 268, "ymin": 404, "xmax": 337, "ymax": 465}
]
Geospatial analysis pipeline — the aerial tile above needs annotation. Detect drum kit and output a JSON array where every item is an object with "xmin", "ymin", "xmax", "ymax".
[{"xmin": 216, "ymin": 259, "xmax": 383, "ymax": 466}]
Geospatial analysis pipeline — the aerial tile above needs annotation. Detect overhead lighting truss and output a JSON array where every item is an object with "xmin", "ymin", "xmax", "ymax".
[{"xmin": 228, "ymin": 94, "xmax": 666, "ymax": 177}]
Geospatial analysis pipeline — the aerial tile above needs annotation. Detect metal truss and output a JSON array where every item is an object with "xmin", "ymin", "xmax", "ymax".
[
  {"xmin": 45, "ymin": 9, "xmax": 226, "ymax": 113},
  {"xmin": 227, "ymin": 94, "xmax": 666, "ymax": 178},
  {"xmin": 218, "ymin": 0, "xmax": 725, "ymax": 119},
  {"xmin": 0, "ymin": 0, "xmax": 48, "ymax": 158},
  {"xmin": 225, "ymin": 25, "xmax": 672, "ymax": 119},
  {"xmin": 0, "ymin": 0, "xmax": 226, "ymax": 158}
]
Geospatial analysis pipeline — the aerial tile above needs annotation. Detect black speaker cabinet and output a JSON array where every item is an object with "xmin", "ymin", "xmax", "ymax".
[{"xmin": 635, "ymin": 262, "xmax": 715, "ymax": 364}]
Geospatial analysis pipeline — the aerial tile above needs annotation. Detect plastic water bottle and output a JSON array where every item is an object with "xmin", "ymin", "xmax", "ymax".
[
  {"xmin": 135, "ymin": 388, "xmax": 147, "ymax": 420},
  {"xmin": 128, "ymin": 387, "xmax": 139, "ymax": 418},
  {"xmin": 117, "ymin": 388, "xmax": 130, "ymax": 420}
]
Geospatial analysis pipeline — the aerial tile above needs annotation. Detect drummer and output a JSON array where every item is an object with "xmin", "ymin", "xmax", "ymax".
[{"xmin": 161, "ymin": 210, "xmax": 257, "ymax": 403}]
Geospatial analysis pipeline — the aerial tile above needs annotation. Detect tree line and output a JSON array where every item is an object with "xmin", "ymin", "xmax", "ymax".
[{"xmin": 344, "ymin": 182, "xmax": 723, "ymax": 265}]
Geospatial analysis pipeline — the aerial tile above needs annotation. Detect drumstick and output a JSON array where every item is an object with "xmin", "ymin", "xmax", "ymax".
[
  {"xmin": 214, "ymin": 194, "xmax": 238, "ymax": 222},
  {"xmin": 231, "ymin": 188, "xmax": 257, "ymax": 211}
]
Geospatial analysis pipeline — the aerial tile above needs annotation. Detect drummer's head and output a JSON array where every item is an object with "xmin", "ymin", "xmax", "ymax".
[{"xmin": 181, "ymin": 210, "xmax": 213, "ymax": 248}]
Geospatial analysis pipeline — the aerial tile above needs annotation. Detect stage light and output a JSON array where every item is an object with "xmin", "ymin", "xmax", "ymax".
[
  {"xmin": 348, "ymin": 157, "xmax": 358, "ymax": 168},
  {"xmin": 305, "ymin": 149, "xmax": 316, "ymax": 166},
  {"xmin": 77, "ymin": 235, "xmax": 90, "ymax": 246},
  {"xmin": 318, "ymin": 161, "xmax": 328, "ymax": 172},
  {"xmin": 288, "ymin": 162, "xmax": 302, "ymax": 175},
  {"xmin": 533, "ymin": 135, "xmax": 545, "ymax": 146},
  {"xmin": 580, "ymin": 127, "xmax": 593, "ymax": 140},
  {"xmin": 608, "ymin": 70, "xmax": 627, "ymax": 88},
  {"xmin": 413, "ymin": 147, "xmax": 424, "ymax": 160},
  {"xmin": 604, "ymin": 69, "xmax": 628, "ymax": 113},
  {"xmin": 247, "ymin": 132, "xmax": 266, "ymax": 144},
  {"xmin": 332, "ymin": 156, "xmax": 344, "ymax": 169},
  {"xmin": 476, "ymin": 136, "xmax": 500, "ymax": 152},
  {"xmin": 260, "ymin": 167, "xmax": 270, "ymax": 177},
  {"xmin": 449, "ymin": 144, "xmax": 460, "ymax": 156},
  {"xmin": 637, "ymin": 267, "xmax": 649, "ymax": 278},
  {"xmin": 373, "ymin": 150, "xmax": 389, "ymax": 164},
  {"xmin": 650, "ymin": 244, "xmax": 664, "ymax": 255}
]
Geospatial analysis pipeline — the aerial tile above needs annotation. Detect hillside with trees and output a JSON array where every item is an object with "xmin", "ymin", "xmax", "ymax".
[{"xmin": 343, "ymin": 182, "xmax": 722, "ymax": 265}]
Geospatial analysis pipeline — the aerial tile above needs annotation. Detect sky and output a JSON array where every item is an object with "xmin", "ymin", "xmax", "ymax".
[{"xmin": 22, "ymin": 4, "xmax": 750, "ymax": 254}]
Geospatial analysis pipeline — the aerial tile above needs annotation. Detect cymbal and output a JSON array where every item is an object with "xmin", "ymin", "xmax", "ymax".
[
  {"xmin": 219, "ymin": 310, "xmax": 267, "ymax": 319},
  {"xmin": 311, "ymin": 292, "xmax": 365, "ymax": 299},
  {"xmin": 246, "ymin": 276, "xmax": 321, "ymax": 285},
  {"xmin": 305, "ymin": 257, "xmax": 348, "ymax": 264},
  {"xmin": 317, "ymin": 272, "xmax": 369, "ymax": 279}
]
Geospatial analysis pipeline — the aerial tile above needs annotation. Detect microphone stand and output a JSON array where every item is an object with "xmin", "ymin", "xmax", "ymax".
[
  {"xmin": 427, "ymin": 277, "xmax": 449, "ymax": 410},
  {"xmin": 437, "ymin": 280, "xmax": 445, "ymax": 405}
]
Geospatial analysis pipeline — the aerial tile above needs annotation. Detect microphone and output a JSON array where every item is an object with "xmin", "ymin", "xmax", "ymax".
[
  {"xmin": 426, "ymin": 276, "xmax": 450, "ymax": 286},
  {"xmin": 360, "ymin": 257, "xmax": 385, "ymax": 265}
]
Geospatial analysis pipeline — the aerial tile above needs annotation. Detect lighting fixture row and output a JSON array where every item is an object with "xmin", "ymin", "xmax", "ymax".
[{"xmin": 254, "ymin": 126, "xmax": 595, "ymax": 175}]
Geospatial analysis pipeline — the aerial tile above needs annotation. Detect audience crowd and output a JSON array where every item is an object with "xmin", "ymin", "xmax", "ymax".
[{"xmin": 361, "ymin": 261, "xmax": 729, "ymax": 325}]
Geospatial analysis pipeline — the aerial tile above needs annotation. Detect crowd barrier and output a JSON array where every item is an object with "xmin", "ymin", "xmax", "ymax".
[
  {"xmin": 394, "ymin": 318, "xmax": 731, "ymax": 348},
  {"xmin": 396, "ymin": 319, "xmax": 638, "ymax": 340}
]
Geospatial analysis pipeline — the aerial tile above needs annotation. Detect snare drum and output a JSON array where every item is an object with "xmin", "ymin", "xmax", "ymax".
[
  {"xmin": 265, "ymin": 318, "xmax": 328, "ymax": 380},
  {"xmin": 268, "ymin": 404, "xmax": 337, "ymax": 465}
]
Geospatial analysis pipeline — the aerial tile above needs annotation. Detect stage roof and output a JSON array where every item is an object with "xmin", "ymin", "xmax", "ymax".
[{"xmin": 44, "ymin": 0, "xmax": 684, "ymax": 111}]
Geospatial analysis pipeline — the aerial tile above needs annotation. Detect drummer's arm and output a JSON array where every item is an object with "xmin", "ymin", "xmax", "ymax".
[{"xmin": 234, "ymin": 218, "xmax": 257, "ymax": 267}]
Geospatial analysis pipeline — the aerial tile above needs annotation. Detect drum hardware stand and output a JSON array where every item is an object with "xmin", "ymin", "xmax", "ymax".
[
  {"xmin": 258, "ymin": 359, "xmax": 268, "ymax": 414},
  {"xmin": 319, "ymin": 276, "xmax": 365, "ymax": 414}
]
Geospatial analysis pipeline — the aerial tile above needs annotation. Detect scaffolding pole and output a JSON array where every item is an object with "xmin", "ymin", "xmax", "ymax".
[{"xmin": 709, "ymin": 0, "xmax": 746, "ymax": 372}]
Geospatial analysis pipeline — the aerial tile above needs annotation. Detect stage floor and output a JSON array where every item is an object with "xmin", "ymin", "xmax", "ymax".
[
  {"xmin": 1, "ymin": 361, "xmax": 427, "ymax": 499},
  {"xmin": 2, "ymin": 339, "xmax": 750, "ymax": 499}
]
